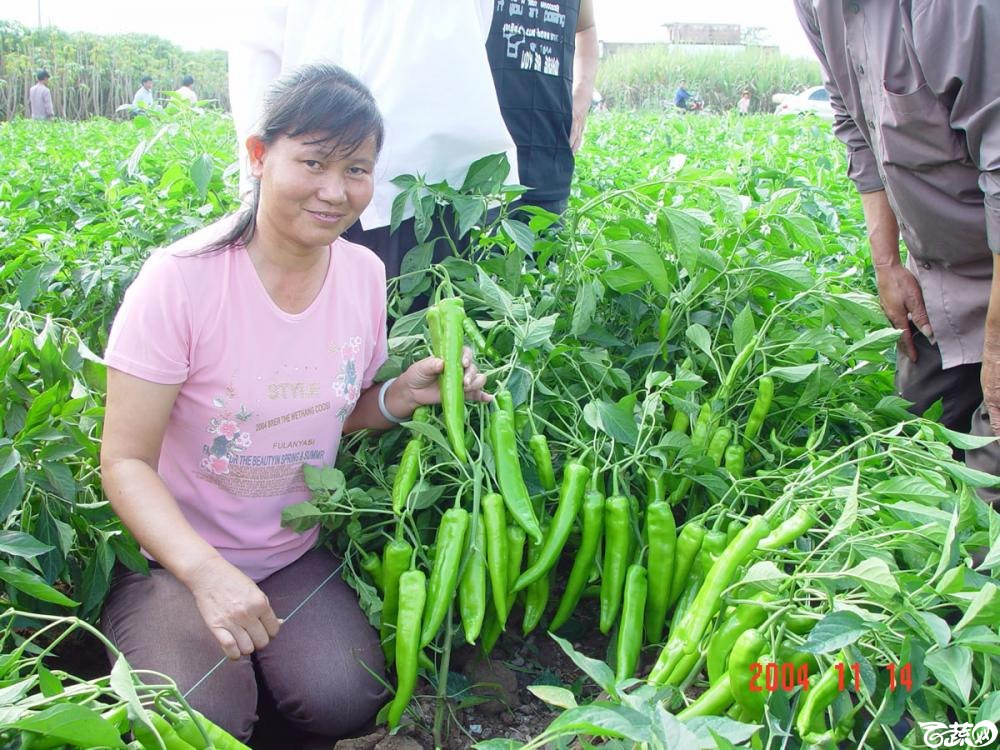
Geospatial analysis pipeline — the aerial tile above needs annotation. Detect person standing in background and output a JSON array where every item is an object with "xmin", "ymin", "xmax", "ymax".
[
  {"xmin": 176, "ymin": 75, "xmax": 198, "ymax": 103},
  {"xmin": 132, "ymin": 75, "xmax": 155, "ymax": 110},
  {"xmin": 229, "ymin": 0, "xmax": 519, "ymax": 281},
  {"xmin": 29, "ymin": 69, "xmax": 54, "ymax": 120},
  {"xmin": 673, "ymin": 79, "xmax": 692, "ymax": 111},
  {"xmin": 794, "ymin": 0, "xmax": 1000, "ymax": 503},
  {"xmin": 737, "ymin": 89, "xmax": 751, "ymax": 115},
  {"xmin": 486, "ymin": 0, "xmax": 598, "ymax": 216}
]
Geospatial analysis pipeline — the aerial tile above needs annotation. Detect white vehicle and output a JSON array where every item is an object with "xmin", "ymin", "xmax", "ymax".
[{"xmin": 773, "ymin": 85, "xmax": 835, "ymax": 121}]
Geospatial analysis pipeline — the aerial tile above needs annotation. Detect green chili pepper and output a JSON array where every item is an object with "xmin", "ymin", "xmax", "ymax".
[
  {"xmin": 459, "ymin": 520, "xmax": 487, "ymax": 643},
  {"xmin": 728, "ymin": 628, "xmax": 768, "ymax": 720},
  {"xmin": 705, "ymin": 590, "xmax": 774, "ymax": 683},
  {"xmin": 505, "ymin": 525, "xmax": 527, "ymax": 600},
  {"xmin": 361, "ymin": 552, "xmax": 383, "ymax": 593},
  {"xmin": 390, "ymin": 406, "xmax": 430, "ymax": 514},
  {"xmin": 528, "ymin": 433, "xmax": 557, "ymax": 491},
  {"xmin": 650, "ymin": 516, "xmax": 770, "ymax": 684},
  {"xmin": 668, "ymin": 521, "xmax": 705, "ymax": 609},
  {"xmin": 513, "ymin": 461, "xmax": 588, "ymax": 592},
  {"xmin": 795, "ymin": 654, "xmax": 850, "ymax": 745},
  {"xmin": 521, "ymin": 537, "xmax": 550, "ymax": 635},
  {"xmin": 769, "ymin": 429, "xmax": 808, "ymax": 459},
  {"xmin": 643, "ymin": 500, "xmax": 676, "ymax": 643},
  {"xmin": 491, "ymin": 409, "xmax": 543, "ymax": 543},
  {"xmin": 462, "ymin": 316, "xmax": 499, "ymax": 360},
  {"xmin": 690, "ymin": 403, "xmax": 713, "ymax": 451},
  {"xmin": 615, "ymin": 564, "xmax": 647, "ymax": 681},
  {"xmin": 420, "ymin": 507, "xmax": 470, "ymax": 647},
  {"xmin": 494, "ymin": 389, "xmax": 516, "ymax": 422},
  {"xmin": 646, "ymin": 472, "xmax": 668, "ymax": 506},
  {"xmin": 743, "ymin": 376, "xmax": 774, "ymax": 447},
  {"xmin": 706, "ymin": 425, "xmax": 732, "ymax": 467},
  {"xmin": 759, "ymin": 505, "xmax": 816, "ymax": 550},
  {"xmin": 599, "ymin": 494, "xmax": 632, "ymax": 634},
  {"xmin": 671, "ymin": 409, "xmax": 691, "ymax": 435},
  {"xmin": 657, "ymin": 307, "xmax": 672, "ymax": 343},
  {"xmin": 380, "ymin": 538, "xmax": 414, "ymax": 662},
  {"xmin": 388, "ymin": 570, "xmax": 427, "ymax": 729},
  {"xmin": 482, "ymin": 492, "xmax": 509, "ymax": 622},
  {"xmin": 676, "ymin": 674, "xmax": 734, "ymax": 720},
  {"xmin": 434, "ymin": 298, "xmax": 468, "ymax": 461},
  {"xmin": 550, "ymin": 489, "xmax": 605, "ymax": 631},
  {"xmin": 725, "ymin": 518, "xmax": 744, "ymax": 545},
  {"xmin": 724, "ymin": 444, "xmax": 745, "ymax": 478},
  {"xmin": 166, "ymin": 708, "xmax": 250, "ymax": 750},
  {"xmin": 135, "ymin": 712, "xmax": 198, "ymax": 750},
  {"xmin": 701, "ymin": 529, "xmax": 728, "ymax": 564}
]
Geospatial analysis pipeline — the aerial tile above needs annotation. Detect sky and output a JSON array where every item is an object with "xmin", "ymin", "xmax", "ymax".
[{"xmin": 1, "ymin": 0, "xmax": 817, "ymax": 60}]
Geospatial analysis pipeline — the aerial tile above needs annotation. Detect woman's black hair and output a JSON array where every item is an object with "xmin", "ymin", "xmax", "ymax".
[
  {"xmin": 180, "ymin": 75, "xmax": 195, "ymax": 87},
  {"xmin": 201, "ymin": 63, "xmax": 384, "ymax": 254}
]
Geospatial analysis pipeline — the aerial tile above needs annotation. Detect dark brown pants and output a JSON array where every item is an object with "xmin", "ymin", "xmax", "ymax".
[
  {"xmin": 896, "ymin": 329, "xmax": 1000, "ymax": 506},
  {"xmin": 100, "ymin": 549, "xmax": 387, "ymax": 742}
]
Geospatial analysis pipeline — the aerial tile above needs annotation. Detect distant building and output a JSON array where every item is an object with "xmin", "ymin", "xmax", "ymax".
[{"xmin": 601, "ymin": 22, "xmax": 777, "ymax": 58}]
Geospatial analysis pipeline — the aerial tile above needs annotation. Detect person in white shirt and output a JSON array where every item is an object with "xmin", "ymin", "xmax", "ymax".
[
  {"xmin": 176, "ymin": 75, "xmax": 198, "ymax": 103},
  {"xmin": 737, "ymin": 89, "xmax": 751, "ymax": 116},
  {"xmin": 29, "ymin": 69, "xmax": 55, "ymax": 120},
  {"xmin": 132, "ymin": 75, "xmax": 155, "ymax": 110},
  {"xmin": 229, "ymin": 0, "xmax": 518, "ymax": 281}
]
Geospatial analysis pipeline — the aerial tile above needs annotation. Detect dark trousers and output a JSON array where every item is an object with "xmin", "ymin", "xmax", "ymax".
[
  {"xmin": 100, "ymin": 549, "xmax": 387, "ymax": 742},
  {"xmin": 896, "ymin": 329, "xmax": 1000, "ymax": 507}
]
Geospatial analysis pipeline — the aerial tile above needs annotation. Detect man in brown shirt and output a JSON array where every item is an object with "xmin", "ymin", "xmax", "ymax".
[{"xmin": 795, "ymin": 0, "xmax": 1000, "ymax": 496}]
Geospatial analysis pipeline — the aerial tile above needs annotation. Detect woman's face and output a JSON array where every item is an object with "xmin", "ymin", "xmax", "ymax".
[{"xmin": 248, "ymin": 132, "xmax": 377, "ymax": 255}]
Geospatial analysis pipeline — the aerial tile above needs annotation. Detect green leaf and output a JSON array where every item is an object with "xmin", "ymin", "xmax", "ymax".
[
  {"xmin": 931, "ymin": 422, "xmax": 1000, "ymax": 451},
  {"xmin": 11, "ymin": 704, "xmax": 125, "ymax": 748},
  {"xmin": 825, "ymin": 467, "xmax": 859, "ymax": 541},
  {"xmin": 571, "ymin": 281, "xmax": 599, "ymax": 336},
  {"xmin": 399, "ymin": 242, "xmax": 434, "ymax": 294},
  {"xmin": 0, "ymin": 562, "xmax": 78, "ymax": 607},
  {"xmin": 37, "ymin": 664, "xmax": 63, "ymax": 697},
  {"xmin": 462, "ymin": 152, "xmax": 510, "ymax": 193},
  {"xmin": 765, "ymin": 364, "xmax": 819, "ymax": 383},
  {"xmin": 0, "ymin": 531, "xmax": 53, "ymax": 558},
  {"xmin": 545, "ymin": 704, "xmax": 652, "ymax": 744},
  {"xmin": 527, "ymin": 684, "xmax": 577, "ymax": 710},
  {"xmin": 738, "ymin": 561, "xmax": 788, "ymax": 588},
  {"xmin": 109, "ymin": 653, "xmax": 155, "ymax": 739},
  {"xmin": 871, "ymin": 476, "xmax": 952, "ymax": 503},
  {"xmin": 549, "ymin": 633, "xmax": 617, "ymax": 696},
  {"xmin": 517, "ymin": 314, "xmax": 558, "ymax": 350},
  {"xmin": 800, "ymin": 611, "xmax": 873, "ymax": 654},
  {"xmin": 954, "ymin": 583, "xmax": 1000, "ymax": 631},
  {"xmin": 280, "ymin": 502, "xmax": 326, "ymax": 533},
  {"xmin": 42, "ymin": 462, "xmax": 76, "ymax": 502},
  {"xmin": 584, "ymin": 400, "xmax": 639, "ymax": 447},
  {"xmin": 0, "ymin": 467, "xmax": 26, "ymax": 522},
  {"xmin": 20, "ymin": 385, "xmax": 61, "ymax": 435},
  {"xmin": 605, "ymin": 240, "xmax": 671, "ymax": 297},
  {"xmin": 917, "ymin": 612, "xmax": 952, "ymax": 649},
  {"xmin": 502, "ymin": 219, "xmax": 535, "ymax": 254},
  {"xmin": 842, "ymin": 558, "xmax": 900, "ymax": 599},
  {"xmin": 685, "ymin": 716, "xmax": 763, "ymax": 747},
  {"xmin": 685, "ymin": 324, "xmax": 714, "ymax": 362},
  {"xmin": 401, "ymin": 419, "xmax": 453, "ymax": 456},
  {"xmin": 662, "ymin": 207, "xmax": 702, "ymax": 273},
  {"xmin": 932, "ymin": 508, "xmax": 961, "ymax": 584},
  {"xmin": 731, "ymin": 305, "xmax": 756, "ymax": 354},
  {"xmin": 925, "ymin": 645, "xmax": 973, "ymax": 703},
  {"xmin": 977, "ymin": 692, "xmax": 1000, "ymax": 725},
  {"xmin": 473, "ymin": 741, "xmax": 525, "ymax": 750},
  {"xmin": 189, "ymin": 153, "xmax": 213, "ymax": 198},
  {"xmin": 884, "ymin": 501, "xmax": 953, "ymax": 527},
  {"xmin": 451, "ymin": 195, "xmax": 487, "ymax": 239}
]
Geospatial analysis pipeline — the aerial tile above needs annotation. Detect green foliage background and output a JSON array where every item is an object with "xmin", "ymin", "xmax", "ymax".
[{"xmin": 0, "ymin": 20, "xmax": 229, "ymax": 120}]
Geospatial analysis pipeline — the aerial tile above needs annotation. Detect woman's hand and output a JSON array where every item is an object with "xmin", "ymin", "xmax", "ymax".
[
  {"xmin": 398, "ymin": 346, "xmax": 491, "ymax": 409},
  {"xmin": 184, "ymin": 555, "xmax": 282, "ymax": 660}
]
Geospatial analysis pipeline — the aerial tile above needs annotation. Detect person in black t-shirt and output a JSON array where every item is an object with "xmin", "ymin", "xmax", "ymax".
[{"xmin": 486, "ymin": 0, "xmax": 598, "ymax": 217}]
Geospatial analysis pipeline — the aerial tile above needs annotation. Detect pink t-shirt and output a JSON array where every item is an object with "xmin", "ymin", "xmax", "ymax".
[{"xmin": 104, "ymin": 220, "xmax": 388, "ymax": 581}]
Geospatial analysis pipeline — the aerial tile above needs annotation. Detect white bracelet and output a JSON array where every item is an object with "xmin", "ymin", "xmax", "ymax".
[{"xmin": 378, "ymin": 377, "xmax": 406, "ymax": 424}]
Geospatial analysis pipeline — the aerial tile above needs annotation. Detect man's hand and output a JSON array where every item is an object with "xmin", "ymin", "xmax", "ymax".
[
  {"xmin": 874, "ymin": 263, "xmax": 933, "ymax": 362},
  {"xmin": 186, "ymin": 555, "xmax": 282, "ymax": 660}
]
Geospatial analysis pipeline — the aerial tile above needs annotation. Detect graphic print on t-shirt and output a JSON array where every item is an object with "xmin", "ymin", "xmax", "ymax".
[
  {"xmin": 497, "ymin": 0, "xmax": 568, "ymax": 76},
  {"xmin": 197, "ymin": 337, "xmax": 365, "ymax": 498}
]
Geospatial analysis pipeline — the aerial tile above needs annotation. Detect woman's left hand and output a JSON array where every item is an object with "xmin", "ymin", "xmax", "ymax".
[{"xmin": 401, "ymin": 346, "xmax": 491, "ymax": 407}]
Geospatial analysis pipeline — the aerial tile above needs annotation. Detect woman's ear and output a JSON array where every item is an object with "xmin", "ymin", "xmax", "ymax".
[{"xmin": 246, "ymin": 135, "xmax": 266, "ymax": 179}]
